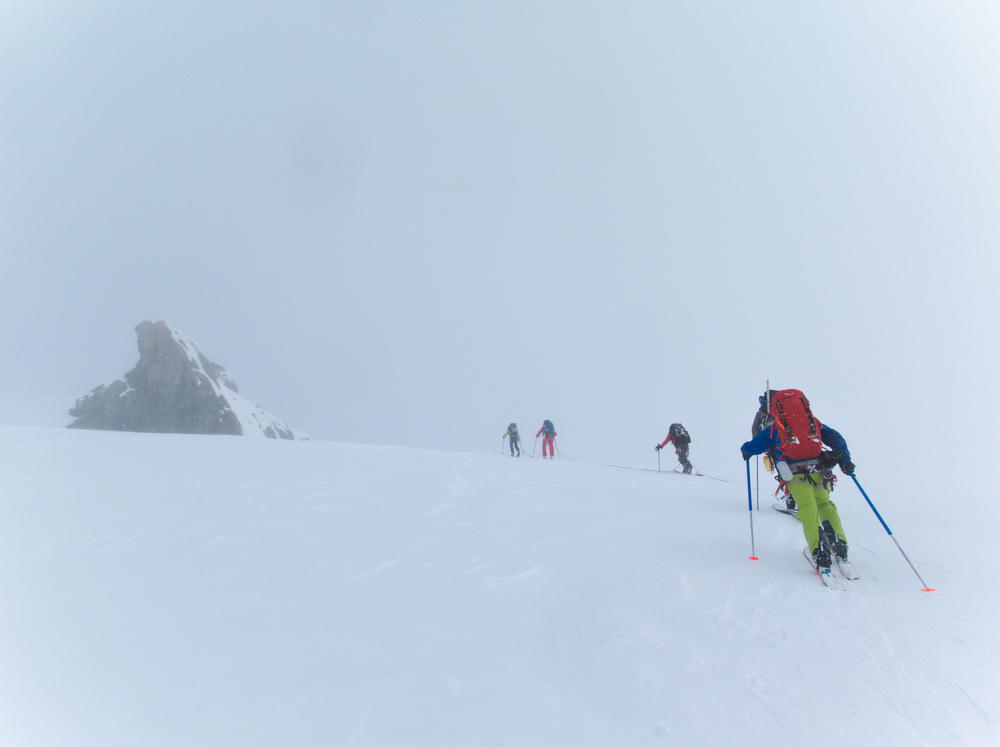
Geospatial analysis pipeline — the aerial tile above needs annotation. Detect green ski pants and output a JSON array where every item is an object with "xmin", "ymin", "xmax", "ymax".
[{"xmin": 787, "ymin": 472, "xmax": 847, "ymax": 553}]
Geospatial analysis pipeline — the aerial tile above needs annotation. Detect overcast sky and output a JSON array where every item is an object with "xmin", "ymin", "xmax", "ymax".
[{"xmin": 2, "ymin": 2, "xmax": 998, "ymax": 493}]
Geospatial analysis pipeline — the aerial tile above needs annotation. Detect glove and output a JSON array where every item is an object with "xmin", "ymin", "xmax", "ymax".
[
  {"xmin": 655, "ymin": 444, "xmax": 663, "ymax": 451},
  {"xmin": 817, "ymin": 450, "xmax": 842, "ymax": 470},
  {"xmin": 742, "ymin": 451, "xmax": 752, "ymax": 461},
  {"xmin": 839, "ymin": 459, "xmax": 855, "ymax": 475}
]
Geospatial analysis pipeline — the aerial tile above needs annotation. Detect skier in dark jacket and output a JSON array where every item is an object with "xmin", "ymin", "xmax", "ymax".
[
  {"xmin": 503, "ymin": 423, "xmax": 521, "ymax": 457},
  {"xmin": 655, "ymin": 423, "xmax": 693, "ymax": 474}
]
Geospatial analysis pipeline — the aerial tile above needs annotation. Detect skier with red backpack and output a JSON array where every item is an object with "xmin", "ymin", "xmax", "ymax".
[
  {"xmin": 753, "ymin": 391, "xmax": 842, "ymax": 516},
  {"xmin": 740, "ymin": 389, "xmax": 856, "ymax": 573},
  {"xmin": 752, "ymin": 392, "xmax": 797, "ymax": 512}
]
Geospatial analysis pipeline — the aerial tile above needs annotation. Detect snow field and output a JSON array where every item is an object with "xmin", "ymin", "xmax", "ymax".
[{"xmin": 0, "ymin": 426, "xmax": 995, "ymax": 746}]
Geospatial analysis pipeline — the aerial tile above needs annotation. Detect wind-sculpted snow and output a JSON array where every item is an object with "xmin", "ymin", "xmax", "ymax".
[{"xmin": 0, "ymin": 426, "xmax": 995, "ymax": 746}]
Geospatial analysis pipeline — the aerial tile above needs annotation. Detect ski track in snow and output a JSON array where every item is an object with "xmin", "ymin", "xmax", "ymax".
[{"xmin": 0, "ymin": 425, "xmax": 996, "ymax": 746}]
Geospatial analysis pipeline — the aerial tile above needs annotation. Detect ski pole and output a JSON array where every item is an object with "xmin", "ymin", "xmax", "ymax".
[
  {"xmin": 755, "ymin": 456, "xmax": 760, "ymax": 511},
  {"xmin": 760, "ymin": 378, "xmax": 770, "ymax": 512},
  {"xmin": 849, "ymin": 473, "xmax": 935, "ymax": 592},
  {"xmin": 531, "ymin": 435, "xmax": 538, "ymax": 458},
  {"xmin": 657, "ymin": 448, "xmax": 661, "ymax": 473},
  {"xmin": 500, "ymin": 436, "xmax": 505, "ymax": 456},
  {"xmin": 746, "ymin": 459, "xmax": 759, "ymax": 560}
]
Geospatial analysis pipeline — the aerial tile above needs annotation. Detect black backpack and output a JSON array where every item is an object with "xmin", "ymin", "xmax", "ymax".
[
  {"xmin": 542, "ymin": 420, "xmax": 555, "ymax": 435},
  {"xmin": 751, "ymin": 409, "xmax": 773, "ymax": 437},
  {"xmin": 669, "ymin": 423, "xmax": 690, "ymax": 444}
]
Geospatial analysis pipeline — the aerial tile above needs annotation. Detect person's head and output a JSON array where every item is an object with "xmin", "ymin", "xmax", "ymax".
[{"xmin": 759, "ymin": 389, "xmax": 779, "ymax": 409}]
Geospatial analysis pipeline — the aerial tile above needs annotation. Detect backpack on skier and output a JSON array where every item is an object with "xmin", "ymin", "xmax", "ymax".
[
  {"xmin": 768, "ymin": 389, "xmax": 823, "ymax": 461},
  {"xmin": 508, "ymin": 423, "xmax": 519, "ymax": 439},
  {"xmin": 668, "ymin": 423, "xmax": 690, "ymax": 445},
  {"xmin": 542, "ymin": 420, "xmax": 555, "ymax": 436}
]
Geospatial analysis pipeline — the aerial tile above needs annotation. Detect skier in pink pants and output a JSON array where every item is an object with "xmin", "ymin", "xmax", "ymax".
[{"xmin": 536, "ymin": 419, "xmax": 557, "ymax": 459}]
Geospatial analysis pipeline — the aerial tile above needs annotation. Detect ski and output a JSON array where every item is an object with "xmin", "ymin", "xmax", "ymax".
[
  {"xmin": 603, "ymin": 464, "xmax": 726, "ymax": 481},
  {"xmin": 771, "ymin": 502, "xmax": 797, "ymax": 516},
  {"xmin": 672, "ymin": 468, "xmax": 703, "ymax": 476},
  {"xmin": 834, "ymin": 556, "xmax": 860, "ymax": 580},
  {"xmin": 819, "ymin": 528, "xmax": 859, "ymax": 580},
  {"xmin": 803, "ymin": 547, "xmax": 843, "ymax": 590}
]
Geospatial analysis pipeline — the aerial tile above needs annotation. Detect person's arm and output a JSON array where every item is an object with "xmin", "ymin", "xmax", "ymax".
[
  {"xmin": 820, "ymin": 424, "xmax": 851, "ymax": 461},
  {"xmin": 821, "ymin": 424, "xmax": 854, "ymax": 472},
  {"xmin": 741, "ymin": 427, "xmax": 774, "ymax": 458}
]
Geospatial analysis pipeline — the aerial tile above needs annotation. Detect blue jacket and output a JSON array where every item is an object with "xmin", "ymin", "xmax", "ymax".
[{"xmin": 741, "ymin": 423, "xmax": 851, "ymax": 463}]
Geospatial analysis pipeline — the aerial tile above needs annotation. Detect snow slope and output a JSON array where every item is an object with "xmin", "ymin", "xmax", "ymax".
[{"xmin": 0, "ymin": 426, "xmax": 995, "ymax": 746}]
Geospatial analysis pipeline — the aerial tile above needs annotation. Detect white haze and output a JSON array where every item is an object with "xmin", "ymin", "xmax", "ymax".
[{"xmin": 1, "ymin": 2, "xmax": 998, "ymax": 498}]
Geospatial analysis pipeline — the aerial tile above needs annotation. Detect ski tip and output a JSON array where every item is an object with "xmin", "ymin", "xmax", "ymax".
[
  {"xmin": 921, "ymin": 588, "xmax": 937, "ymax": 593},
  {"xmin": 749, "ymin": 556, "xmax": 760, "ymax": 561}
]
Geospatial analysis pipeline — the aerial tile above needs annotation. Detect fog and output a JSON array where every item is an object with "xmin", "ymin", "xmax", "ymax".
[{"xmin": 2, "ymin": 2, "xmax": 997, "ymax": 495}]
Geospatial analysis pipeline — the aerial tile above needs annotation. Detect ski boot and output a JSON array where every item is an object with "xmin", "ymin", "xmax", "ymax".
[
  {"xmin": 812, "ymin": 544, "xmax": 832, "ymax": 572},
  {"xmin": 820, "ymin": 521, "xmax": 847, "ymax": 560},
  {"xmin": 831, "ymin": 537, "xmax": 848, "ymax": 561}
]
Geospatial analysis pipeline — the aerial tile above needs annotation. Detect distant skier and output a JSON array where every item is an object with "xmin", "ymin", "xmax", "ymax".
[
  {"xmin": 655, "ymin": 423, "xmax": 693, "ymax": 474},
  {"xmin": 503, "ymin": 422, "xmax": 521, "ymax": 457},
  {"xmin": 740, "ymin": 389, "xmax": 856, "ymax": 572},
  {"xmin": 536, "ymin": 419, "xmax": 557, "ymax": 459}
]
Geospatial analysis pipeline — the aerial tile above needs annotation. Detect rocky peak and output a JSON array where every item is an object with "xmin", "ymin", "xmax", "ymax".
[{"xmin": 68, "ymin": 321, "xmax": 306, "ymax": 439}]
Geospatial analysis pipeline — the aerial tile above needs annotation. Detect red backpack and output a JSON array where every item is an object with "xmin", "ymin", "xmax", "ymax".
[{"xmin": 768, "ymin": 389, "xmax": 823, "ymax": 460}]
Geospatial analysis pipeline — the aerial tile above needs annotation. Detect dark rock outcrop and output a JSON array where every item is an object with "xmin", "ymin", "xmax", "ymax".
[{"xmin": 69, "ymin": 321, "xmax": 305, "ymax": 439}]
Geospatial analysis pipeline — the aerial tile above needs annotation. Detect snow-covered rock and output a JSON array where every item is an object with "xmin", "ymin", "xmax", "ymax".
[{"xmin": 68, "ymin": 321, "xmax": 306, "ymax": 439}]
